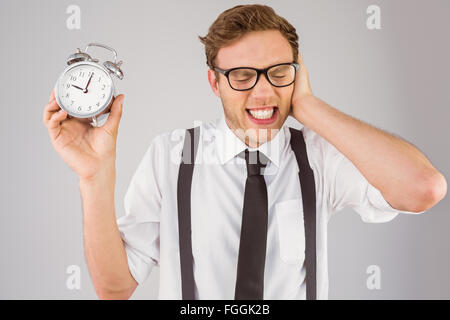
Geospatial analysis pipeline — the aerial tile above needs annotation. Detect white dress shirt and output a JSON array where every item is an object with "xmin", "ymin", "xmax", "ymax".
[{"xmin": 116, "ymin": 114, "xmax": 426, "ymax": 300}]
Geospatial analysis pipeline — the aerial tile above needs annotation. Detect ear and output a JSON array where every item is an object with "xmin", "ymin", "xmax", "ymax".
[{"xmin": 207, "ymin": 69, "xmax": 221, "ymax": 98}]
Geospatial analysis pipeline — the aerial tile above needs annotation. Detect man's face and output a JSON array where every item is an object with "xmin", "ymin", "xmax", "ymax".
[{"xmin": 208, "ymin": 30, "xmax": 295, "ymax": 147}]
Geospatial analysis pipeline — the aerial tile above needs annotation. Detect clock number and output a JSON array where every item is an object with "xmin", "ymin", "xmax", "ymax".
[
  {"xmin": 102, "ymin": 84, "xmax": 106, "ymax": 90},
  {"xmin": 79, "ymin": 71, "xmax": 85, "ymax": 77},
  {"xmin": 96, "ymin": 102, "xmax": 100, "ymax": 107},
  {"xmin": 98, "ymin": 77, "xmax": 101, "ymax": 82},
  {"xmin": 88, "ymin": 106, "xmax": 92, "ymax": 111},
  {"xmin": 78, "ymin": 106, "xmax": 82, "ymax": 111},
  {"xmin": 102, "ymin": 93, "xmax": 105, "ymax": 98},
  {"xmin": 71, "ymin": 100, "xmax": 74, "ymax": 106},
  {"xmin": 66, "ymin": 83, "xmax": 70, "ymax": 89},
  {"xmin": 70, "ymin": 75, "xmax": 77, "ymax": 81},
  {"xmin": 65, "ymin": 93, "xmax": 70, "ymax": 98}
]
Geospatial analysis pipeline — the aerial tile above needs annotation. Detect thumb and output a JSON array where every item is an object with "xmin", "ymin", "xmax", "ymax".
[{"xmin": 103, "ymin": 94, "xmax": 125, "ymax": 136}]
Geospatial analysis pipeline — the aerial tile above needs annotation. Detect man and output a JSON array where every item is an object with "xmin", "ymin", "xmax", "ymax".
[{"xmin": 43, "ymin": 4, "xmax": 447, "ymax": 299}]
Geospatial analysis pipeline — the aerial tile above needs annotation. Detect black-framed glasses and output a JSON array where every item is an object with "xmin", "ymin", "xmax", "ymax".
[{"xmin": 213, "ymin": 62, "xmax": 299, "ymax": 91}]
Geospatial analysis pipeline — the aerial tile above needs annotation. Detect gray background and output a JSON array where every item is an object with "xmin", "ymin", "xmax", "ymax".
[{"xmin": 0, "ymin": 0, "xmax": 449, "ymax": 299}]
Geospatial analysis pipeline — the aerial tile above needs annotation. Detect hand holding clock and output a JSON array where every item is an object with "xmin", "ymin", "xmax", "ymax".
[{"xmin": 43, "ymin": 88, "xmax": 125, "ymax": 182}]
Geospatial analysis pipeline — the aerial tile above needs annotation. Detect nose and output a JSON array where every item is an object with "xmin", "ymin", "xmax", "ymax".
[{"xmin": 250, "ymin": 72, "xmax": 274, "ymax": 95}]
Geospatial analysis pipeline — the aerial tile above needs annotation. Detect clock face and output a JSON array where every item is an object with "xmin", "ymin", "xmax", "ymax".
[{"xmin": 56, "ymin": 62, "xmax": 113, "ymax": 117}]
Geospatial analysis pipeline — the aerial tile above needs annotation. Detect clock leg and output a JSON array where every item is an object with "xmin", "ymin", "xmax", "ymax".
[
  {"xmin": 91, "ymin": 116, "xmax": 98, "ymax": 127},
  {"xmin": 90, "ymin": 113, "xmax": 109, "ymax": 127}
]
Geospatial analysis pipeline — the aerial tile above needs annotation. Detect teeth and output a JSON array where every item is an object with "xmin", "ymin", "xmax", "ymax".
[{"xmin": 248, "ymin": 108, "xmax": 274, "ymax": 119}]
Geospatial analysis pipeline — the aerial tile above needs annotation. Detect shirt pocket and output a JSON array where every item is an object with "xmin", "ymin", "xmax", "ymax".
[{"xmin": 275, "ymin": 198, "xmax": 305, "ymax": 265}]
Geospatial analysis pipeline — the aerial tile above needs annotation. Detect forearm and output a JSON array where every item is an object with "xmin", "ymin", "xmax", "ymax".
[
  {"xmin": 79, "ymin": 163, "xmax": 137, "ymax": 298},
  {"xmin": 292, "ymin": 95, "xmax": 446, "ymax": 212}
]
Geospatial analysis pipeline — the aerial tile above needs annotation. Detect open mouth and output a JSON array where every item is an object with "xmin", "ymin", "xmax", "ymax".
[{"xmin": 246, "ymin": 106, "xmax": 278, "ymax": 124}]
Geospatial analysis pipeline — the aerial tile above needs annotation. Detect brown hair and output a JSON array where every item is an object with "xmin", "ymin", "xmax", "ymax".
[{"xmin": 198, "ymin": 4, "xmax": 299, "ymax": 73}]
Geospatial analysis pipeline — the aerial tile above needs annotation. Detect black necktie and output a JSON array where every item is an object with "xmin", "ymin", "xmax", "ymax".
[{"xmin": 234, "ymin": 149, "xmax": 268, "ymax": 300}]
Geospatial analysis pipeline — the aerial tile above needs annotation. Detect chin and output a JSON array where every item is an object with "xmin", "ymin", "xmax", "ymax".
[{"xmin": 243, "ymin": 126, "xmax": 279, "ymax": 147}]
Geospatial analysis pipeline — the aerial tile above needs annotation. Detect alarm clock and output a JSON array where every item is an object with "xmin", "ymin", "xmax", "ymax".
[{"xmin": 54, "ymin": 43, "xmax": 124, "ymax": 127}]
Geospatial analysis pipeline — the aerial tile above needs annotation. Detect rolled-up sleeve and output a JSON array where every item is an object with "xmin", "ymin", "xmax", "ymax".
[
  {"xmin": 117, "ymin": 136, "xmax": 164, "ymax": 284},
  {"xmin": 321, "ymin": 136, "xmax": 427, "ymax": 223}
]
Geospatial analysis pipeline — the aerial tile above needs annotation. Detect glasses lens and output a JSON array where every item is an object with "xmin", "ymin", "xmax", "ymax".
[
  {"xmin": 268, "ymin": 64, "xmax": 296, "ymax": 86},
  {"xmin": 228, "ymin": 68, "xmax": 257, "ymax": 90}
]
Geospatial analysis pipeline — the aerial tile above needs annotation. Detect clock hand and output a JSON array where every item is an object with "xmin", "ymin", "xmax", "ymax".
[
  {"xmin": 71, "ymin": 84, "xmax": 84, "ymax": 91},
  {"xmin": 83, "ymin": 72, "xmax": 94, "ymax": 92}
]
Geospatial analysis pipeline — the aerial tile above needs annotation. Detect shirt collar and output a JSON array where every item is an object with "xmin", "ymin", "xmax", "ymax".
[{"xmin": 214, "ymin": 114, "xmax": 285, "ymax": 167}]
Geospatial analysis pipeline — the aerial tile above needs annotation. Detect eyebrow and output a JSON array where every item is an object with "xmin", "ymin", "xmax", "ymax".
[{"xmin": 227, "ymin": 61, "xmax": 294, "ymax": 70}]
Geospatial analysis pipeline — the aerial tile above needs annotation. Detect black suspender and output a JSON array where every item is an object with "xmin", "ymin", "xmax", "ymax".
[
  {"xmin": 177, "ymin": 126, "xmax": 317, "ymax": 300},
  {"xmin": 177, "ymin": 126, "xmax": 200, "ymax": 299},
  {"xmin": 288, "ymin": 127, "xmax": 317, "ymax": 300}
]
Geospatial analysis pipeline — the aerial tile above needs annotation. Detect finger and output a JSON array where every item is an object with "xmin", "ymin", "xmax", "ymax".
[
  {"xmin": 47, "ymin": 109, "xmax": 68, "ymax": 140},
  {"xmin": 296, "ymin": 52, "xmax": 305, "ymax": 72},
  {"xmin": 43, "ymin": 99, "xmax": 62, "ymax": 125},
  {"xmin": 49, "ymin": 88, "xmax": 55, "ymax": 103},
  {"xmin": 298, "ymin": 51, "xmax": 304, "ymax": 63},
  {"xmin": 103, "ymin": 94, "xmax": 125, "ymax": 136},
  {"xmin": 297, "ymin": 51, "xmax": 312, "ymax": 94}
]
